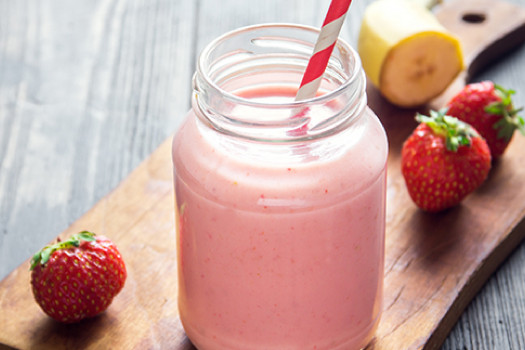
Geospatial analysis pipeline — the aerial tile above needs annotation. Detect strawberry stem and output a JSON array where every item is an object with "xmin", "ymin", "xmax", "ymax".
[
  {"xmin": 486, "ymin": 85, "xmax": 525, "ymax": 141},
  {"xmin": 416, "ymin": 108, "xmax": 479, "ymax": 152},
  {"xmin": 30, "ymin": 231, "xmax": 96, "ymax": 270}
]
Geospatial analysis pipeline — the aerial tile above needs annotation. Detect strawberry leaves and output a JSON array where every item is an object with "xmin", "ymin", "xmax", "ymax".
[
  {"xmin": 416, "ymin": 109, "xmax": 479, "ymax": 152},
  {"xmin": 30, "ymin": 231, "xmax": 96, "ymax": 270},
  {"xmin": 486, "ymin": 84, "xmax": 525, "ymax": 141}
]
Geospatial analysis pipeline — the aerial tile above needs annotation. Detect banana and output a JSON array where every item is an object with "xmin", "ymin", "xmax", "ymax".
[
  {"xmin": 410, "ymin": 0, "xmax": 442, "ymax": 9},
  {"xmin": 358, "ymin": 0, "xmax": 463, "ymax": 107}
]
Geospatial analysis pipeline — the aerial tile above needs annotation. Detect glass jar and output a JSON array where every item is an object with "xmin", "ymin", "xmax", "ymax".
[{"xmin": 172, "ymin": 23, "xmax": 388, "ymax": 350}]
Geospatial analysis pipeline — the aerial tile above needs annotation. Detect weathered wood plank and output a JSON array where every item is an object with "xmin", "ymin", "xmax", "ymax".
[{"xmin": 0, "ymin": 0, "xmax": 196, "ymax": 278}]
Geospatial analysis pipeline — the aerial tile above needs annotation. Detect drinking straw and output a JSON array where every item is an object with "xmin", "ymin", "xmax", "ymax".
[{"xmin": 295, "ymin": 0, "xmax": 353, "ymax": 101}]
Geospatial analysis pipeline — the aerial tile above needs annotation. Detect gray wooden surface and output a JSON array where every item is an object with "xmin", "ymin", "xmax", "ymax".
[{"xmin": 1, "ymin": 0, "xmax": 524, "ymax": 349}]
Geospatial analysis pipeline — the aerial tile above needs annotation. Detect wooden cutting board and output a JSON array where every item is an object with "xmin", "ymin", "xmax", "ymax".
[{"xmin": 1, "ymin": 0, "xmax": 525, "ymax": 349}]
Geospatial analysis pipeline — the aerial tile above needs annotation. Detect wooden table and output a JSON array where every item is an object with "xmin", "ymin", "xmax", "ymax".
[{"xmin": 1, "ymin": 0, "xmax": 525, "ymax": 349}]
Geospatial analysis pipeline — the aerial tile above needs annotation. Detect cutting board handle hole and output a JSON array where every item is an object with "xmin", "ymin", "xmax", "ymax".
[{"xmin": 462, "ymin": 13, "xmax": 486, "ymax": 24}]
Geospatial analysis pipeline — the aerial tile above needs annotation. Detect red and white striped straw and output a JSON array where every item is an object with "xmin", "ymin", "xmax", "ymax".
[{"xmin": 295, "ymin": 0, "xmax": 353, "ymax": 101}]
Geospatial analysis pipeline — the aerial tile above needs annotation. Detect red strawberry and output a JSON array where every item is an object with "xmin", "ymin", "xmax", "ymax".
[
  {"xmin": 30, "ymin": 231, "xmax": 126, "ymax": 323},
  {"xmin": 446, "ymin": 81, "xmax": 524, "ymax": 159},
  {"xmin": 401, "ymin": 109, "xmax": 491, "ymax": 212}
]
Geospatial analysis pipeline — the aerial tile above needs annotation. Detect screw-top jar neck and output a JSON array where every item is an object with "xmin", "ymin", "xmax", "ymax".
[{"xmin": 193, "ymin": 23, "xmax": 367, "ymax": 143}]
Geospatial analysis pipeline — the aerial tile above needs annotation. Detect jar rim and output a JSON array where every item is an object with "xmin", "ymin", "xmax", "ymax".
[{"xmin": 196, "ymin": 23, "xmax": 363, "ymax": 108}]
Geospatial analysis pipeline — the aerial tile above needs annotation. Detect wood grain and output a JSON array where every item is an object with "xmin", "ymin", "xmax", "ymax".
[
  {"xmin": 431, "ymin": 0, "xmax": 525, "ymax": 108},
  {"xmin": 1, "ymin": 0, "xmax": 525, "ymax": 349}
]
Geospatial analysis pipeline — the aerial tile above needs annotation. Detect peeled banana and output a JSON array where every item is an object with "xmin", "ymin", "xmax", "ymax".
[
  {"xmin": 358, "ymin": 0, "xmax": 463, "ymax": 107},
  {"xmin": 410, "ymin": 0, "xmax": 442, "ymax": 9}
]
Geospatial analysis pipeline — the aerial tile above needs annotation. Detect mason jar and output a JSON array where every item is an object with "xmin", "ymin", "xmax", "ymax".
[{"xmin": 172, "ymin": 23, "xmax": 388, "ymax": 350}]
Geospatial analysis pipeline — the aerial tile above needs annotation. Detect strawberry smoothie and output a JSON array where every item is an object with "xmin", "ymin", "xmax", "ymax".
[
  {"xmin": 173, "ymin": 91, "xmax": 386, "ymax": 349},
  {"xmin": 172, "ymin": 24, "xmax": 388, "ymax": 350}
]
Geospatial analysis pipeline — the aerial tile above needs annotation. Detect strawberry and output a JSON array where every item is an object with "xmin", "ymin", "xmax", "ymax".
[
  {"xmin": 30, "ymin": 231, "xmax": 126, "ymax": 323},
  {"xmin": 446, "ymin": 81, "xmax": 524, "ymax": 159},
  {"xmin": 401, "ymin": 109, "xmax": 491, "ymax": 212}
]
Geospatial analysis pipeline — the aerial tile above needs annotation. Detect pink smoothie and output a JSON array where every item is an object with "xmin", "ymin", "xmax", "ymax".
[{"xmin": 173, "ymin": 86, "xmax": 387, "ymax": 350}]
